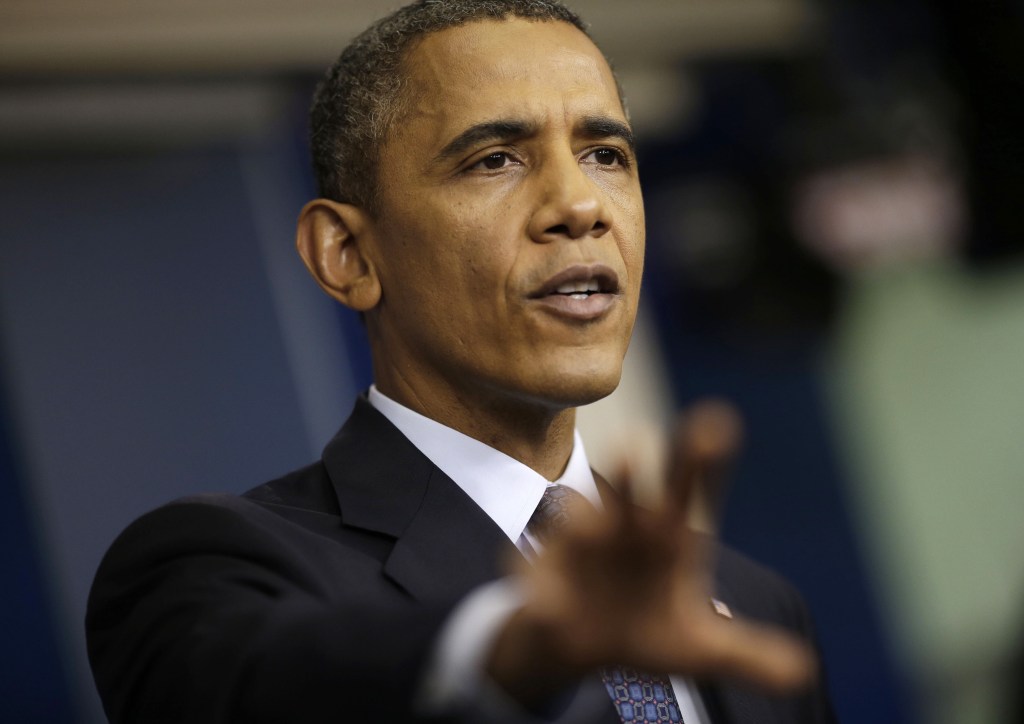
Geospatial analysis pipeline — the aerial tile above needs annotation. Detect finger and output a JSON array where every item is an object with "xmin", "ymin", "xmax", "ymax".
[
  {"xmin": 693, "ymin": 615, "xmax": 817, "ymax": 693},
  {"xmin": 608, "ymin": 458, "xmax": 636, "ymax": 507},
  {"xmin": 687, "ymin": 399, "xmax": 743, "ymax": 527},
  {"xmin": 665, "ymin": 399, "xmax": 744, "ymax": 522},
  {"xmin": 601, "ymin": 458, "xmax": 639, "ymax": 535},
  {"xmin": 663, "ymin": 419, "xmax": 698, "ymax": 526}
]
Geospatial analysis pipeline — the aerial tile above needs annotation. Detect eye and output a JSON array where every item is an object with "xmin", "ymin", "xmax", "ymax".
[
  {"xmin": 470, "ymin": 152, "xmax": 514, "ymax": 171},
  {"xmin": 583, "ymin": 147, "xmax": 628, "ymax": 167}
]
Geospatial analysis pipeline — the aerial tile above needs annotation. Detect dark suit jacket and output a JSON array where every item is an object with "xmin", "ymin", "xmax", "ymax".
[{"xmin": 87, "ymin": 396, "xmax": 836, "ymax": 723}]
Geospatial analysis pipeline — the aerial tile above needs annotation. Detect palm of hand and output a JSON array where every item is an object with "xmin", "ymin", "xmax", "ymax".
[{"xmin": 515, "ymin": 402, "xmax": 815, "ymax": 692}]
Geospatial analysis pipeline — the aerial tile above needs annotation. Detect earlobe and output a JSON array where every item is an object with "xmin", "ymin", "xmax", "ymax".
[{"xmin": 295, "ymin": 199, "xmax": 382, "ymax": 312}]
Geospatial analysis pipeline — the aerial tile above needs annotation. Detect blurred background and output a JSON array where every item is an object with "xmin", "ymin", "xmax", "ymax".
[{"xmin": 2, "ymin": 0, "xmax": 1024, "ymax": 721}]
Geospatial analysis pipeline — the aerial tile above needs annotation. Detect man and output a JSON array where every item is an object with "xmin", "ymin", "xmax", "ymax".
[{"xmin": 87, "ymin": 1, "xmax": 836, "ymax": 722}]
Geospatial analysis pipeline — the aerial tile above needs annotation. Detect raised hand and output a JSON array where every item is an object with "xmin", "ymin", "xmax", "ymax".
[{"xmin": 487, "ymin": 400, "xmax": 816, "ymax": 706}]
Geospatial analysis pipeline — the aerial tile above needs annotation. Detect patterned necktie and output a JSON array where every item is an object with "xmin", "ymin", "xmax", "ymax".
[{"xmin": 527, "ymin": 484, "xmax": 685, "ymax": 723}]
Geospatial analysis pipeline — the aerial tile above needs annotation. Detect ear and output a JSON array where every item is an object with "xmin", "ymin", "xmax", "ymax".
[{"xmin": 296, "ymin": 199, "xmax": 382, "ymax": 312}]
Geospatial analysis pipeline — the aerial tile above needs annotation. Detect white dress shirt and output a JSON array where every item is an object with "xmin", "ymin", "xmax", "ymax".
[{"xmin": 368, "ymin": 385, "xmax": 710, "ymax": 724}]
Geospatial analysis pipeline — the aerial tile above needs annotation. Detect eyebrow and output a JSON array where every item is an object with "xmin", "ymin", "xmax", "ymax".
[
  {"xmin": 433, "ymin": 114, "xmax": 636, "ymax": 164},
  {"xmin": 577, "ymin": 115, "xmax": 636, "ymax": 152},
  {"xmin": 435, "ymin": 119, "xmax": 537, "ymax": 163}
]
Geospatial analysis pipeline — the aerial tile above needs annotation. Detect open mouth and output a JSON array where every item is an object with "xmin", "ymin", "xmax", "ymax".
[
  {"xmin": 528, "ymin": 264, "xmax": 621, "ymax": 320},
  {"xmin": 552, "ymin": 279, "xmax": 603, "ymax": 300},
  {"xmin": 530, "ymin": 264, "xmax": 620, "ymax": 300}
]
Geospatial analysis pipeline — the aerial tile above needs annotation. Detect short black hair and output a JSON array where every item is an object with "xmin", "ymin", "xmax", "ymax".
[{"xmin": 309, "ymin": 0, "xmax": 600, "ymax": 212}]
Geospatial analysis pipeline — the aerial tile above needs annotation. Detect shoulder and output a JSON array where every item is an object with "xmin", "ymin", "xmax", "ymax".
[
  {"xmin": 92, "ymin": 457, "xmax": 358, "ymax": 582},
  {"xmin": 89, "ymin": 464, "xmax": 334, "ymax": 607},
  {"xmin": 109, "ymin": 459, "xmax": 336, "ymax": 544},
  {"xmin": 243, "ymin": 460, "xmax": 339, "ymax": 513},
  {"xmin": 88, "ymin": 492, "xmax": 316, "ymax": 609},
  {"xmin": 86, "ymin": 469, "xmax": 450, "ymax": 724},
  {"xmin": 100, "ymin": 492, "xmax": 297, "ymax": 558}
]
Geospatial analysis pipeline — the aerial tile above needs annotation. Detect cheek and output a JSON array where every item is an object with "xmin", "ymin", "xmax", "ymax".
[
  {"xmin": 617, "ymin": 211, "xmax": 646, "ymax": 284},
  {"xmin": 451, "ymin": 218, "xmax": 520, "ymax": 295},
  {"xmin": 605, "ymin": 180, "xmax": 644, "ymax": 240},
  {"xmin": 625, "ymin": 233, "xmax": 645, "ymax": 280}
]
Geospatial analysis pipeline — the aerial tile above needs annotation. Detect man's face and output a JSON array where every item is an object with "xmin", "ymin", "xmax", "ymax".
[{"xmin": 364, "ymin": 18, "xmax": 645, "ymax": 412}]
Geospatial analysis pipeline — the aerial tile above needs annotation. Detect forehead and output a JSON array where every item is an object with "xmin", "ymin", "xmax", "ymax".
[{"xmin": 394, "ymin": 18, "xmax": 625, "ymax": 147}]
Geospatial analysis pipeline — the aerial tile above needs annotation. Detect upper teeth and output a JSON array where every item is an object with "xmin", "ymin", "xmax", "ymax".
[{"xmin": 555, "ymin": 279, "xmax": 600, "ymax": 294}]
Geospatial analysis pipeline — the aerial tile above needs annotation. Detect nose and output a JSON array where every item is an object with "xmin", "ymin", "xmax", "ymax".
[{"xmin": 527, "ymin": 151, "xmax": 614, "ymax": 243}]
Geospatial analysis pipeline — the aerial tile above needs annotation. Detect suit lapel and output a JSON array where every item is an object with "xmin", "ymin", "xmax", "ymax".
[
  {"xmin": 385, "ymin": 464, "xmax": 516, "ymax": 602},
  {"xmin": 322, "ymin": 396, "xmax": 516, "ymax": 603}
]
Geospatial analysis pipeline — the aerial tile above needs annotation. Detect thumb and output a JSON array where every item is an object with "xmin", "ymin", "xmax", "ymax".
[{"xmin": 693, "ymin": 616, "xmax": 817, "ymax": 693}]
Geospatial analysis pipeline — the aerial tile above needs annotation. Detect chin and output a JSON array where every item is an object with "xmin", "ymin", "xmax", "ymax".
[{"xmin": 522, "ymin": 360, "xmax": 624, "ymax": 409}]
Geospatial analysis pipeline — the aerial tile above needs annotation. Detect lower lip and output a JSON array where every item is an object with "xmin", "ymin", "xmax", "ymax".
[{"xmin": 530, "ymin": 293, "xmax": 618, "ymax": 320}]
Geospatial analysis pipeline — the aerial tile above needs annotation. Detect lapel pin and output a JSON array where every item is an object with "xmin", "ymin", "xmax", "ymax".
[{"xmin": 710, "ymin": 598, "xmax": 733, "ymax": 619}]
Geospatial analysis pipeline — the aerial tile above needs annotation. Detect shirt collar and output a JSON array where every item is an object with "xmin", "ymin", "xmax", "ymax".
[{"xmin": 368, "ymin": 385, "xmax": 600, "ymax": 544}]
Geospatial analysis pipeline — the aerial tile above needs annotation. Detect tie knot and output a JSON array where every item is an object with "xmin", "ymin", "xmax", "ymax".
[{"xmin": 528, "ymin": 484, "xmax": 586, "ymax": 541}]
